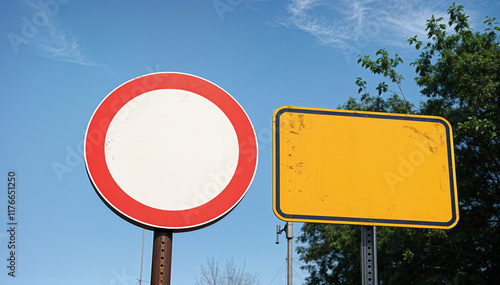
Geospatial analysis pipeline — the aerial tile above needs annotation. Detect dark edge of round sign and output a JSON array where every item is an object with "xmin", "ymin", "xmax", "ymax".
[{"xmin": 84, "ymin": 72, "xmax": 258, "ymax": 231}]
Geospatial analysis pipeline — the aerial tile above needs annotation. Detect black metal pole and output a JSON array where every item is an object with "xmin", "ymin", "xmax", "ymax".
[{"xmin": 151, "ymin": 229, "xmax": 173, "ymax": 285}]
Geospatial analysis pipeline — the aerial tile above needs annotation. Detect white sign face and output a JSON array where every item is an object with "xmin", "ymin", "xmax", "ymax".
[
  {"xmin": 105, "ymin": 89, "xmax": 239, "ymax": 211},
  {"xmin": 85, "ymin": 73, "xmax": 258, "ymax": 230}
]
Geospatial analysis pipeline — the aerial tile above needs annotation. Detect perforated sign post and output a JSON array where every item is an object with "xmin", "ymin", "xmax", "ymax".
[
  {"xmin": 273, "ymin": 106, "xmax": 459, "ymax": 285},
  {"xmin": 85, "ymin": 73, "xmax": 258, "ymax": 285}
]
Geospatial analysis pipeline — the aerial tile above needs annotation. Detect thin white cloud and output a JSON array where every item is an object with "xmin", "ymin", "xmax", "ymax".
[
  {"xmin": 22, "ymin": 0, "xmax": 98, "ymax": 66},
  {"xmin": 287, "ymin": 0, "xmax": 323, "ymax": 16},
  {"xmin": 279, "ymin": 0, "xmax": 484, "ymax": 60},
  {"xmin": 280, "ymin": 0, "xmax": 353, "ymax": 46}
]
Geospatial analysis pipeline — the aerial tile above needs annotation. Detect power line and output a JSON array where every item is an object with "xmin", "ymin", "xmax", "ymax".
[{"xmin": 268, "ymin": 259, "xmax": 286, "ymax": 285}]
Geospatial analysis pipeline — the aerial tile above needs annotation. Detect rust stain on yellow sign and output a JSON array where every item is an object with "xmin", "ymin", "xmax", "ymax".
[{"xmin": 273, "ymin": 106, "xmax": 459, "ymax": 229}]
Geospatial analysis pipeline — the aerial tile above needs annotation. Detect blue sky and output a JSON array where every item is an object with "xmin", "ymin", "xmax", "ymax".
[{"xmin": 1, "ymin": 1, "xmax": 499, "ymax": 284}]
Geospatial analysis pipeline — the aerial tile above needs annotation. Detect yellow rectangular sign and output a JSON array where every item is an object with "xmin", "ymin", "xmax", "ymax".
[{"xmin": 273, "ymin": 106, "xmax": 459, "ymax": 229}]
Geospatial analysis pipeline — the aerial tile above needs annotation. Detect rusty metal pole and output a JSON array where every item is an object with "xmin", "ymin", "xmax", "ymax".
[{"xmin": 151, "ymin": 229, "xmax": 173, "ymax": 285}]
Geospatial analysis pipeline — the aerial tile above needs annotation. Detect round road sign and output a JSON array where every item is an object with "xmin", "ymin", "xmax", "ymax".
[{"xmin": 84, "ymin": 72, "xmax": 258, "ymax": 231}]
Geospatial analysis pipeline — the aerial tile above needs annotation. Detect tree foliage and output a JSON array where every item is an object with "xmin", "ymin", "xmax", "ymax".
[
  {"xmin": 195, "ymin": 258, "xmax": 260, "ymax": 285},
  {"xmin": 298, "ymin": 4, "xmax": 500, "ymax": 284}
]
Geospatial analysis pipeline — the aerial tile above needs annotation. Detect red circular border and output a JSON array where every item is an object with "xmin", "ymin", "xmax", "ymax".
[{"xmin": 84, "ymin": 73, "xmax": 258, "ymax": 230}]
